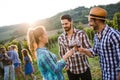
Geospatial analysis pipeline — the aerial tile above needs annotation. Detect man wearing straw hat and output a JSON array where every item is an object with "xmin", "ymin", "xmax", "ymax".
[{"xmin": 78, "ymin": 7, "xmax": 120, "ymax": 80}]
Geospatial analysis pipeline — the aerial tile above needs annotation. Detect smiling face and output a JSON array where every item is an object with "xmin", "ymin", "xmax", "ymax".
[
  {"xmin": 61, "ymin": 19, "xmax": 72, "ymax": 32},
  {"xmin": 88, "ymin": 17, "xmax": 99, "ymax": 31}
]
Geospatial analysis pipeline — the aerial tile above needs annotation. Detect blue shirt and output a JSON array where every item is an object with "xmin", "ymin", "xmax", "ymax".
[
  {"xmin": 8, "ymin": 50, "xmax": 21, "ymax": 64},
  {"xmin": 36, "ymin": 47, "xmax": 66, "ymax": 80},
  {"xmin": 90, "ymin": 25, "xmax": 120, "ymax": 80}
]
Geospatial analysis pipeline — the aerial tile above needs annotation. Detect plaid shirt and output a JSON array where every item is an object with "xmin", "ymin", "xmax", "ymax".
[
  {"xmin": 90, "ymin": 25, "xmax": 120, "ymax": 80},
  {"xmin": 36, "ymin": 48, "xmax": 66, "ymax": 80},
  {"xmin": 58, "ymin": 28, "xmax": 91, "ymax": 74}
]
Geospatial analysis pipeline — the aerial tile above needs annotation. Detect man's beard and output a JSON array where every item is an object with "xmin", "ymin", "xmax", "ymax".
[
  {"xmin": 91, "ymin": 24, "xmax": 99, "ymax": 31},
  {"xmin": 64, "ymin": 24, "xmax": 72, "ymax": 32}
]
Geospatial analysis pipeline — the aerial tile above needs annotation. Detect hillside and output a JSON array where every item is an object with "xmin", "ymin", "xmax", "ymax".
[
  {"xmin": 0, "ymin": 23, "xmax": 29, "ymax": 41},
  {"xmin": 0, "ymin": 1, "xmax": 120, "ymax": 41},
  {"xmin": 35, "ymin": 1, "xmax": 120, "ymax": 30}
]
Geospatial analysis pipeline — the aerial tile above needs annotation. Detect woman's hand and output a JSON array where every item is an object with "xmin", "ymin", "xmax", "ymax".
[
  {"xmin": 78, "ymin": 47, "xmax": 86, "ymax": 55},
  {"xmin": 66, "ymin": 48, "xmax": 74, "ymax": 57},
  {"xmin": 63, "ymin": 48, "xmax": 74, "ymax": 61}
]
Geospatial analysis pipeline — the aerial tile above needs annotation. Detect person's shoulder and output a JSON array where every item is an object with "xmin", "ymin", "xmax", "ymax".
[
  {"xmin": 75, "ymin": 29, "xmax": 86, "ymax": 34},
  {"xmin": 36, "ymin": 48, "xmax": 48, "ymax": 55},
  {"xmin": 12, "ymin": 50, "xmax": 18, "ymax": 54},
  {"xmin": 58, "ymin": 33, "xmax": 65, "ymax": 40},
  {"xmin": 7, "ymin": 51, "xmax": 12, "ymax": 54},
  {"xmin": 109, "ymin": 27, "xmax": 120, "ymax": 35},
  {"xmin": 36, "ymin": 49, "xmax": 50, "ymax": 60},
  {"xmin": 59, "ymin": 33, "xmax": 65, "ymax": 37}
]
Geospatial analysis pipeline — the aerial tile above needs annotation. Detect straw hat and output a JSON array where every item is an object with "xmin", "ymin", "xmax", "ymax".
[{"xmin": 86, "ymin": 7, "xmax": 107, "ymax": 20}]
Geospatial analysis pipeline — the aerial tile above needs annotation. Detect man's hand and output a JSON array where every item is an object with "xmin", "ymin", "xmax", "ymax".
[{"xmin": 78, "ymin": 47, "xmax": 86, "ymax": 55}]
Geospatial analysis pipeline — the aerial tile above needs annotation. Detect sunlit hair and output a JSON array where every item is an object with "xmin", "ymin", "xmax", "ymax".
[
  {"xmin": 8, "ymin": 46, "xmax": 11, "ymax": 51},
  {"xmin": 21, "ymin": 49, "xmax": 33, "ymax": 64},
  {"xmin": 60, "ymin": 14, "xmax": 72, "ymax": 22},
  {"xmin": 27, "ymin": 26, "xmax": 45, "ymax": 58},
  {"xmin": 10, "ymin": 45, "xmax": 18, "ymax": 52}
]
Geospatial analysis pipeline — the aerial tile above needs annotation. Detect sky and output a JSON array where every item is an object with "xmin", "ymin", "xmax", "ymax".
[{"xmin": 0, "ymin": 0, "xmax": 119, "ymax": 27}]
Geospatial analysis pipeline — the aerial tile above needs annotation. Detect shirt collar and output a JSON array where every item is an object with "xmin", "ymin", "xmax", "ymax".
[
  {"xmin": 36, "ymin": 47, "xmax": 47, "ymax": 50},
  {"xmin": 96, "ymin": 24, "xmax": 109, "ymax": 38},
  {"xmin": 101, "ymin": 24, "xmax": 109, "ymax": 36}
]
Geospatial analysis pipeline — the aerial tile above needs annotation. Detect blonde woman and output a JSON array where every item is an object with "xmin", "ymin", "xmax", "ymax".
[
  {"xmin": 10, "ymin": 45, "xmax": 25, "ymax": 80},
  {"xmin": 27, "ymin": 26, "xmax": 75, "ymax": 80}
]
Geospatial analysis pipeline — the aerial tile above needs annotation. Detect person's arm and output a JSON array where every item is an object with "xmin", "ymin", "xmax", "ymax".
[
  {"xmin": 7, "ymin": 51, "xmax": 13, "ymax": 61},
  {"xmin": 78, "ymin": 47, "xmax": 92, "ymax": 57},
  {"xmin": 78, "ymin": 34, "xmax": 98, "ymax": 57},
  {"xmin": 58, "ymin": 37, "xmax": 69, "ymax": 70},
  {"xmin": 38, "ymin": 49, "xmax": 73, "ymax": 75},
  {"xmin": 81, "ymin": 31, "xmax": 92, "ymax": 49},
  {"xmin": 110, "ymin": 32, "xmax": 120, "ymax": 79},
  {"xmin": 62, "ymin": 49, "xmax": 74, "ymax": 61},
  {"xmin": 5, "ymin": 53, "xmax": 10, "ymax": 59}
]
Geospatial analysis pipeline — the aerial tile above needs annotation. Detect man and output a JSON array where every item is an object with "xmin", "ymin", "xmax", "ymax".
[
  {"xmin": 0, "ymin": 47, "xmax": 15, "ymax": 80},
  {"xmin": 78, "ymin": 7, "xmax": 120, "ymax": 80},
  {"xmin": 58, "ymin": 14, "xmax": 92, "ymax": 80}
]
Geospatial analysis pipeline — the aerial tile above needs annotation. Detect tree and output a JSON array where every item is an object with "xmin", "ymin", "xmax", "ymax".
[{"xmin": 113, "ymin": 12, "xmax": 120, "ymax": 31}]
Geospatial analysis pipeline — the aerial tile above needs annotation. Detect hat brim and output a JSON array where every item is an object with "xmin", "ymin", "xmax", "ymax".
[{"xmin": 85, "ymin": 15, "xmax": 106, "ymax": 20}]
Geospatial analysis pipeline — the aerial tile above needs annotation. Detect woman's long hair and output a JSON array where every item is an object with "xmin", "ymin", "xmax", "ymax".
[
  {"xmin": 21, "ymin": 49, "xmax": 32, "ymax": 64},
  {"xmin": 27, "ymin": 26, "xmax": 45, "ymax": 59}
]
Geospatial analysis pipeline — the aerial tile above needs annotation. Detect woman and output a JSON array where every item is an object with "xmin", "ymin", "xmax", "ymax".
[
  {"xmin": 27, "ymin": 26, "xmax": 74, "ymax": 80},
  {"xmin": 22, "ymin": 49, "xmax": 36, "ymax": 80}
]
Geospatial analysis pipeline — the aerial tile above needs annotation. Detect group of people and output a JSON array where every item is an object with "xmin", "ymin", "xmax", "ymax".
[
  {"xmin": 27, "ymin": 7, "xmax": 120, "ymax": 80},
  {"xmin": 0, "ymin": 6, "xmax": 120, "ymax": 80},
  {"xmin": 0, "ymin": 45, "xmax": 36, "ymax": 80}
]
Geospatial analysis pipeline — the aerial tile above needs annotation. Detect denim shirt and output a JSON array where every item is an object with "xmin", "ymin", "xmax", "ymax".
[{"xmin": 8, "ymin": 50, "xmax": 21, "ymax": 64}]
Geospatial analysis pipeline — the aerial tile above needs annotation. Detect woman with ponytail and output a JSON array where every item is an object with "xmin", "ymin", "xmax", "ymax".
[{"xmin": 27, "ymin": 26, "xmax": 75, "ymax": 80}]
